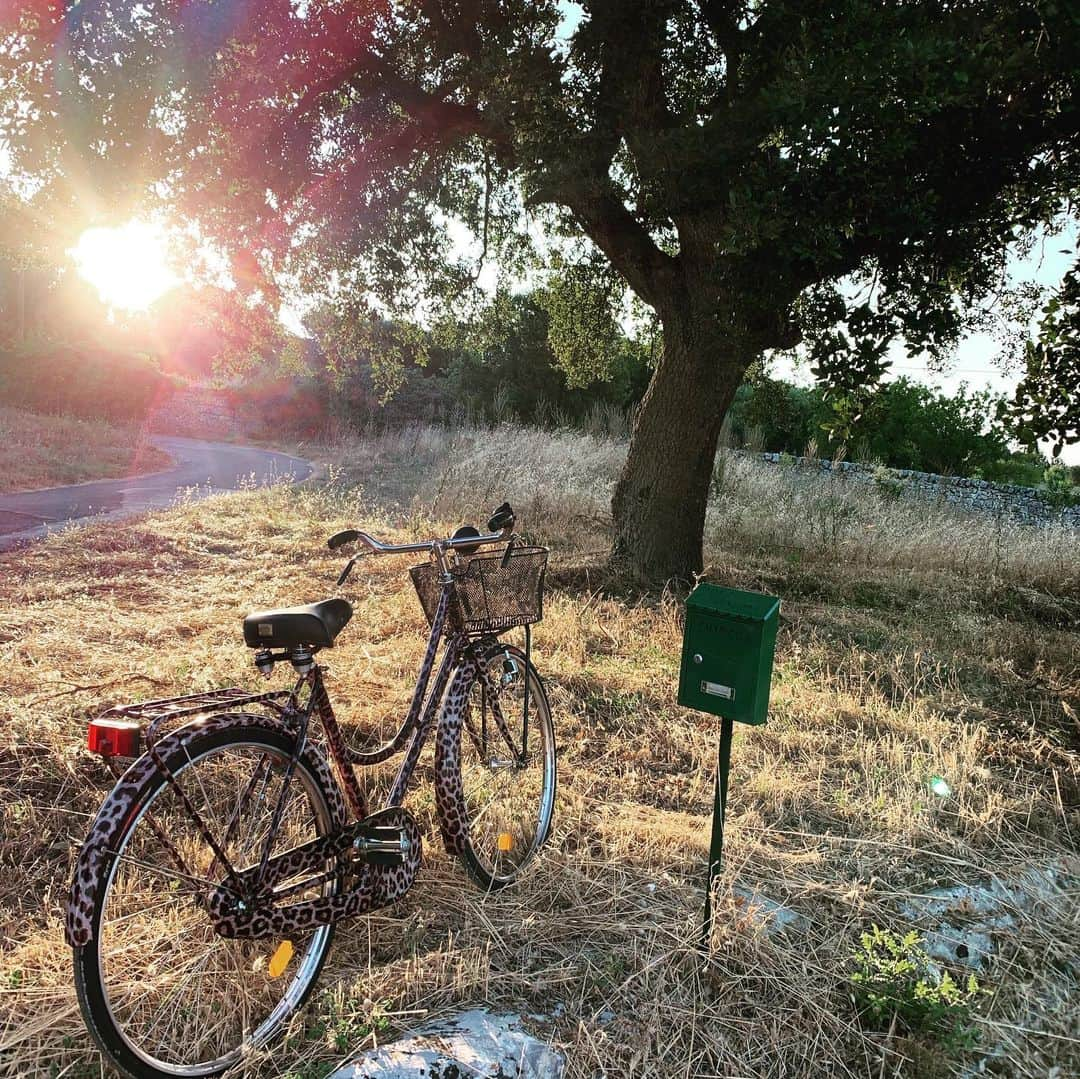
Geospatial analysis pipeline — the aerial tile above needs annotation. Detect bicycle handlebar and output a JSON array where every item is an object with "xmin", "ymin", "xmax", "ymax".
[{"xmin": 327, "ymin": 503, "xmax": 515, "ymax": 557}]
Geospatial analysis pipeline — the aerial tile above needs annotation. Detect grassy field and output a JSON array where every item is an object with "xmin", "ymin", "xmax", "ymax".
[
  {"xmin": 0, "ymin": 422, "xmax": 1076, "ymax": 1078},
  {"xmin": 0, "ymin": 406, "xmax": 172, "ymax": 494}
]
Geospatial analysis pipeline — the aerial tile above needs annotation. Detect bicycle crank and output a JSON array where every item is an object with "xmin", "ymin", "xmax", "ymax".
[{"xmin": 206, "ymin": 807, "xmax": 423, "ymax": 939}]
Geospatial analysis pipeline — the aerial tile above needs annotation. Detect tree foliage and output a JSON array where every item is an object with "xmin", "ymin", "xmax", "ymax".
[
  {"xmin": 5, "ymin": 2, "xmax": 1076, "ymax": 352},
  {"xmin": 1001, "ymin": 257, "xmax": 1080, "ymax": 458},
  {"xmin": 3, "ymin": 1, "xmax": 1078, "ymax": 577}
]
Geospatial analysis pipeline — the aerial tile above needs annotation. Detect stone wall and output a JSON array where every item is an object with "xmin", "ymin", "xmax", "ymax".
[{"xmin": 750, "ymin": 452, "xmax": 1080, "ymax": 528}]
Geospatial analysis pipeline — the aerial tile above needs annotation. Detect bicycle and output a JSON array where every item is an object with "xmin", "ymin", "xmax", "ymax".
[{"xmin": 66, "ymin": 501, "xmax": 556, "ymax": 1078}]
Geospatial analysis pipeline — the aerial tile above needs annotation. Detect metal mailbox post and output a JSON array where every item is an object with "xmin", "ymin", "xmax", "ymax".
[{"xmin": 678, "ymin": 583, "xmax": 780, "ymax": 948}]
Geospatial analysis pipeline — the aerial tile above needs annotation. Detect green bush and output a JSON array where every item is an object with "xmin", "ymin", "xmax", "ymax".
[
  {"xmin": 980, "ymin": 450, "xmax": 1050, "ymax": 487},
  {"xmin": 1040, "ymin": 463, "xmax": 1080, "ymax": 509},
  {"xmin": 872, "ymin": 464, "xmax": 906, "ymax": 499},
  {"xmin": 727, "ymin": 375, "xmax": 1053, "ymax": 485},
  {"xmin": 850, "ymin": 926, "xmax": 982, "ymax": 1051}
]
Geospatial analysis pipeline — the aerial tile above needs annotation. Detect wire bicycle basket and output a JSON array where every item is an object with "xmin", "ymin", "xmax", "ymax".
[{"xmin": 410, "ymin": 545, "xmax": 548, "ymax": 634}]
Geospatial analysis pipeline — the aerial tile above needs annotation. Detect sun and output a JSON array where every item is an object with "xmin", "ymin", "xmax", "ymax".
[{"xmin": 71, "ymin": 220, "xmax": 178, "ymax": 313}]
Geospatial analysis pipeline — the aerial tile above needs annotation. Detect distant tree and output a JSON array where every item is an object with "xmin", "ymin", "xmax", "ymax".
[
  {"xmin": 730, "ymin": 375, "xmax": 819, "ymax": 455},
  {"xmin": 726, "ymin": 374, "xmax": 1012, "ymax": 476},
  {"xmin": 855, "ymin": 379, "xmax": 1010, "ymax": 476},
  {"xmin": 441, "ymin": 290, "xmax": 650, "ymax": 423},
  {"xmin": 4, "ymin": 2, "xmax": 1079, "ymax": 579}
]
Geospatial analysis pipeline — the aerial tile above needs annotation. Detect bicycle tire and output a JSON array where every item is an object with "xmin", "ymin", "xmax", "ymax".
[
  {"xmin": 73, "ymin": 723, "xmax": 343, "ymax": 1079},
  {"xmin": 458, "ymin": 646, "xmax": 557, "ymax": 890}
]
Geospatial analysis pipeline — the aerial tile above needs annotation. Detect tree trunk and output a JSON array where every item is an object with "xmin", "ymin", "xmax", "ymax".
[{"xmin": 610, "ymin": 312, "xmax": 750, "ymax": 584}]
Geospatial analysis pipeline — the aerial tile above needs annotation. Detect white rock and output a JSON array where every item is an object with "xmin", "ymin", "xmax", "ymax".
[
  {"xmin": 330, "ymin": 1009, "xmax": 565, "ymax": 1079},
  {"xmin": 900, "ymin": 863, "xmax": 1073, "ymax": 969},
  {"xmin": 733, "ymin": 887, "xmax": 810, "ymax": 935}
]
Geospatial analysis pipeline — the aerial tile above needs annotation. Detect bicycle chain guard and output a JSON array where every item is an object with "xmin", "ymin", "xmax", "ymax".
[{"xmin": 206, "ymin": 807, "xmax": 422, "ymax": 939}]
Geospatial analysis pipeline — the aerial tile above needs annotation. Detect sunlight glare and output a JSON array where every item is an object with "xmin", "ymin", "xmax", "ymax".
[{"xmin": 71, "ymin": 220, "xmax": 178, "ymax": 312}]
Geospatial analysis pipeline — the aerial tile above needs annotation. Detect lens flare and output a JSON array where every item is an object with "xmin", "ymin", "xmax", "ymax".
[{"xmin": 71, "ymin": 220, "xmax": 177, "ymax": 312}]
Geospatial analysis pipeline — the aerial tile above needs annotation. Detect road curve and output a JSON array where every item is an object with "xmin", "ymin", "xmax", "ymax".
[{"xmin": 0, "ymin": 436, "xmax": 314, "ymax": 550}]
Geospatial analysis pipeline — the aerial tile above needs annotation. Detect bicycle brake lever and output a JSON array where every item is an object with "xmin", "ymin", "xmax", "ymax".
[
  {"xmin": 500, "ymin": 536, "xmax": 516, "ymax": 568},
  {"xmin": 336, "ymin": 557, "xmax": 357, "ymax": 587}
]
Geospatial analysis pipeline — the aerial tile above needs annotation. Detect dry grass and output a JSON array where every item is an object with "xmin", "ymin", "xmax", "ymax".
[
  {"xmin": 0, "ymin": 406, "xmax": 171, "ymax": 494},
  {"xmin": 0, "ymin": 422, "xmax": 1077, "ymax": 1078}
]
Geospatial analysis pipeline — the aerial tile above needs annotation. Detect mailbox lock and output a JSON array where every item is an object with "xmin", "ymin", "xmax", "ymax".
[{"xmin": 693, "ymin": 653, "xmax": 703, "ymax": 664}]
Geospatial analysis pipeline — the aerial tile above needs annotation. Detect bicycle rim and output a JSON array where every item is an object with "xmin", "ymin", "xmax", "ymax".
[
  {"xmin": 78, "ymin": 731, "xmax": 337, "ymax": 1076},
  {"xmin": 460, "ymin": 657, "xmax": 556, "ymax": 886}
]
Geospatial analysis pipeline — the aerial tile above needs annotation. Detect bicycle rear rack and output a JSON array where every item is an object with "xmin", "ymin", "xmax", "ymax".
[{"xmin": 89, "ymin": 687, "xmax": 297, "ymax": 758}]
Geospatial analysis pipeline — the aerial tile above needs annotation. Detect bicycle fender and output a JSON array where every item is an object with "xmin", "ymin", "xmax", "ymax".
[
  {"xmin": 66, "ymin": 711, "xmax": 343, "ymax": 948},
  {"xmin": 433, "ymin": 659, "xmax": 477, "ymax": 857}
]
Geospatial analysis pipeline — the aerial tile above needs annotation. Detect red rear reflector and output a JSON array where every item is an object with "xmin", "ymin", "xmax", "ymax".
[{"xmin": 87, "ymin": 718, "xmax": 143, "ymax": 758}]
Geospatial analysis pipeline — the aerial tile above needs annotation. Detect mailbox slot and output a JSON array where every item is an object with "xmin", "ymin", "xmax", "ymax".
[{"xmin": 678, "ymin": 584, "xmax": 779, "ymax": 726}]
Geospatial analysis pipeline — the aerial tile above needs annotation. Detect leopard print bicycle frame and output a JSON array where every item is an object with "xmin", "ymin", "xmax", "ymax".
[
  {"xmin": 310, "ymin": 676, "xmax": 367, "ymax": 819},
  {"xmin": 69, "ymin": 580, "xmax": 492, "ymax": 945},
  {"xmin": 385, "ymin": 636, "xmax": 460, "ymax": 808},
  {"xmin": 65, "ymin": 711, "xmax": 346, "ymax": 948}
]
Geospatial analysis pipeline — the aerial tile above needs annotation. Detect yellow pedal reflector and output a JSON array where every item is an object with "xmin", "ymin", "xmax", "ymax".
[
  {"xmin": 497, "ymin": 832, "xmax": 514, "ymax": 852},
  {"xmin": 268, "ymin": 940, "xmax": 294, "ymax": 978}
]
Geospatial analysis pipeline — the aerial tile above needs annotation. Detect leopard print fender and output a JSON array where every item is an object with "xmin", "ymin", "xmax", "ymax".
[
  {"xmin": 433, "ymin": 656, "xmax": 479, "ymax": 856},
  {"xmin": 66, "ymin": 711, "xmax": 345, "ymax": 948}
]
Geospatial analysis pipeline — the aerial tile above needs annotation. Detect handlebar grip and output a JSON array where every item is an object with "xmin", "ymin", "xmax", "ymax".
[
  {"xmin": 487, "ymin": 502, "xmax": 515, "ymax": 532},
  {"xmin": 328, "ymin": 529, "xmax": 359, "ymax": 550}
]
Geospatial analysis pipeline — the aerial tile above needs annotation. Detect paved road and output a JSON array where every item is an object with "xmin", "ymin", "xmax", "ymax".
[{"xmin": 0, "ymin": 436, "xmax": 314, "ymax": 550}]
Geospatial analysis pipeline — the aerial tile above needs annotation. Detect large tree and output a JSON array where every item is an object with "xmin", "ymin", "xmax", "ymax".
[{"xmin": 3, "ymin": 2, "xmax": 1078, "ymax": 580}]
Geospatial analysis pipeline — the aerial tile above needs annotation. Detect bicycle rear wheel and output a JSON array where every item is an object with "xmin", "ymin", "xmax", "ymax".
[
  {"xmin": 459, "ymin": 646, "xmax": 556, "ymax": 889},
  {"xmin": 73, "ymin": 724, "xmax": 342, "ymax": 1078}
]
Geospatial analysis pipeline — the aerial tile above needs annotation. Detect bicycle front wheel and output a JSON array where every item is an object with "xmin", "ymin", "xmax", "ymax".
[
  {"xmin": 73, "ymin": 724, "xmax": 342, "ymax": 1078},
  {"xmin": 459, "ymin": 645, "xmax": 556, "ymax": 890}
]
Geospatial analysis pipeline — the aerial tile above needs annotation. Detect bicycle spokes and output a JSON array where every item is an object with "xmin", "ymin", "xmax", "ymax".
[
  {"xmin": 93, "ymin": 741, "xmax": 335, "ymax": 1072},
  {"xmin": 461, "ymin": 663, "xmax": 555, "ymax": 882}
]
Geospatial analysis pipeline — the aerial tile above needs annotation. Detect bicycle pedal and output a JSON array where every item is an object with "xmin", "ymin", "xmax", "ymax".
[{"xmin": 351, "ymin": 823, "xmax": 411, "ymax": 867}]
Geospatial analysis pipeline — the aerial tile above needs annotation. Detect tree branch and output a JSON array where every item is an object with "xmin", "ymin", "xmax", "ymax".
[
  {"xmin": 563, "ymin": 186, "xmax": 681, "ymax": 311},
  {"xmin": 698, "ymin": 0, "xmax": 743, "ymax": 69},
  {"xmin": 287, "ymin": 42, "xmax": 513, "ymax": 166}
]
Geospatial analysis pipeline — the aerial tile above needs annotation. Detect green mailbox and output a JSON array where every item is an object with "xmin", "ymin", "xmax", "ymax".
[
  {"xmin": 678, "ymin": 584, "xmax": 779, "ymax": 726},
  {"xmin": 678, "ymin": 582, "xmax": 780, "ymax": 951}
]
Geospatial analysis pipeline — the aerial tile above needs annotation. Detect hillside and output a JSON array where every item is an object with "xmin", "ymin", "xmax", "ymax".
[{"xmin": 0, "ymin": 405, "xmax": 172, "ymax": 494}]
